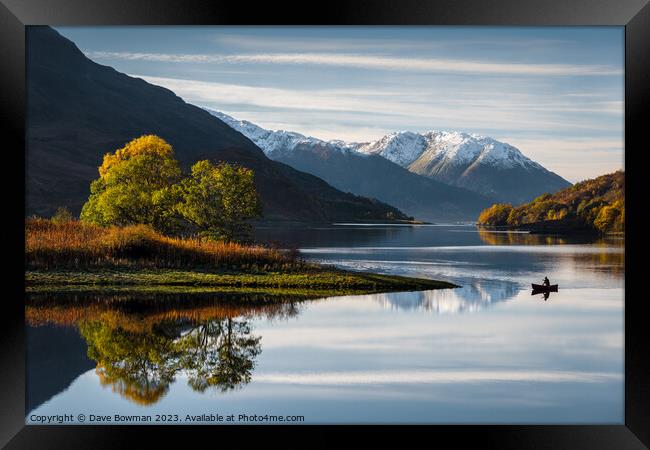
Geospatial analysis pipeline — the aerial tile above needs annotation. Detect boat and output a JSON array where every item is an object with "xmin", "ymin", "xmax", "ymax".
[{"xmin": 531, "ymin": 283, "xmax": 558, "ymax": 292}]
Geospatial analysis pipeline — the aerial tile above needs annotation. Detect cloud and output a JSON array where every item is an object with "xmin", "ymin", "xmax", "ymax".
[
  {"xmin": 131, "ymin": 74, "xmax": 620, "ymax": 134},
  {"xmin": 211, "ymin": 33, "xmax": 572, "ymax": 53},
  {"xmin": 88, "ymin": 51, "xmax": 621, "ymax": 76},
  {"xmin": 253, "ymin": 369, "xmax": 621, "ymax": 385},
  {"xmin": 501, "ymin": 137, "xmax": 624, "ymax": 182}
]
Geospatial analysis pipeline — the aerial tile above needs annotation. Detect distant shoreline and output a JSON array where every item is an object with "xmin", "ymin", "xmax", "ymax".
[{"xmin": 477, "ymin": 223, "xmax": 623, "ymax": 237}]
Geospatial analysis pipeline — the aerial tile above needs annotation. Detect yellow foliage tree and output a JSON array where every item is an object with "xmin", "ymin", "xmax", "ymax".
[
  {"xmin": 477, "ymin": 203, "xmax": 513, "ymax": 226},
  {"xmin": 98, "ymin": 135, "xmax": 174, "ymax": 178},
  {"xmin": 81, "ymin": 135, "xmax": 182, "ymax": 232}
]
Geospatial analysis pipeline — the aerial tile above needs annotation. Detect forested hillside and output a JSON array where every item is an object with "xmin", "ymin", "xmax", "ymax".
[{"xmin": 477, "ymin": 171, "xmax": 624, "ymax": 233}]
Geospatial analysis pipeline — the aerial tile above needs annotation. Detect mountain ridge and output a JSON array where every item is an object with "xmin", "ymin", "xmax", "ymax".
[
  {"xmin": 208, "ymin": 110, "xmax": 494, "ymax": 221},
  {"xmin": 210, "ymin": 110, "xmax": 571, "ymax": 206},
  {"xmin": 351, "ymin": 130, "xmax": 572, "ymax": 204}
]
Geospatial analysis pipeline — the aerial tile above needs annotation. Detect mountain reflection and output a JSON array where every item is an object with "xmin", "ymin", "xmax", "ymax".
[
  {"xmin": 26, "ymin": 292, "xmax": 300, "ymax": 405},
  {"xmin": 373, "ymin": 280, "xmax": 519, "ymax": 313}
]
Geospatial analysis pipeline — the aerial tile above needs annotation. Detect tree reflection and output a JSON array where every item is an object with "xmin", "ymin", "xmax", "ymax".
[
  {"xmin": 78, "ymin": 316, "xmax": 261, "ymax": 403},
  {"xmin": 26, "ymin": 292, "xmax": 298, "ymax": 405},
  {"xmin": 79, "ymin": 320, "xmax": 181, "ymax": 405},
  {"xmin": 478, "ymin": 230, "xmax": 571, "ymax": 246},
  {"xmin": 179, "ymin": 319, "xmax": 261, "ymax": 392}
]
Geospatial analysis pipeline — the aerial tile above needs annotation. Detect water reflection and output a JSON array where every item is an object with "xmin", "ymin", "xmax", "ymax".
[
  {"xmin": 25, "ymin": 279, "xmax": 521, "ymax": 408},
  {"xmin": 255, "ymin": 223, "xmax": 415, "ymax": 248},
  {"xmin": 477, "ymin": 229, "xmax": 624, "ymax": 248},
  {"xmin": 532, "ymin": 290, "xmax": 553, "ymax": 301},
  {"xmin": 25, "ymin": 225, "xmax": 624, "ymax": 423},
  {"xmin": 26, "ymin": 293, "xmax": 300, "ymax": 406},
  {"xmin": 83, "ymin": 316, "xmax": 262, "ymax": 404},
  {"xmin": 374, "ymin": 280, "xmax": 519, "ymax": 313}
]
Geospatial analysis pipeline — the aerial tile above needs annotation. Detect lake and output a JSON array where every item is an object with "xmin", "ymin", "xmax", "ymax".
[{"xmin": 26, "ymin": 224, "xmax": 624, "ymax": 424}]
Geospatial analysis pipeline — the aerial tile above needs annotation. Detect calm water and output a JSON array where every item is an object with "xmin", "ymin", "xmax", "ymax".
[{"xmin": 26, "ymin": 225, "xmax": 624, "ymax": 424}]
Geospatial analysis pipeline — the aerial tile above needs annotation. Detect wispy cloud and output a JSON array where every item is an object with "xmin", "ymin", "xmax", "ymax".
[
  {"xmin": 211, "ymin": 34, "xmax": 571, "ymax": 53},
  {"xmin": 132, "ymin": 74, "xmax": 621, "ymax": 135},
  {"xmin": 89, "ymin": 51, "xmax": 621, "ymax": 76},
  {"xmin": 253, "ymin": 369, "xmax": 622, "ymax": 385},
  {"xmin": 502, "ymin": 137, "xmax": 624, "ymax": 182}
]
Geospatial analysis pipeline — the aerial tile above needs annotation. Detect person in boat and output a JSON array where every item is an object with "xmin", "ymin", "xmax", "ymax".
[{"xmin": 543, "ymin": 276, "xmax": 550, "ymax": 287}]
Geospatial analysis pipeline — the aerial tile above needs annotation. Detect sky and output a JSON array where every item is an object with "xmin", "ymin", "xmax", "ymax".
[{"xmin": 55, "ymin": 26, "xmax": 624, "ymax": 182}]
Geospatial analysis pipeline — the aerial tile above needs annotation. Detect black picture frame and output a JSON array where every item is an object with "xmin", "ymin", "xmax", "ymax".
[{"xmin": 1, "ymin": 0, "xmax": 647, "ymax": 448}]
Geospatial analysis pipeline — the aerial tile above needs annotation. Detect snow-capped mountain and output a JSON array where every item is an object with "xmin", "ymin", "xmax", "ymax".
[
  {"xmin": 206, "ymin": 109, "xmax": 492, "ymax": 222},
  {"xmin": 206, "ymin": 109, "xmax": 570, "ymax": 214},
  {"xmin": 352, "ymin": 130, "xmax": 542, "ymax": 171},
  {"xmin": 208, "ymin": 109, "xmax": 347, "ymax": 158},
  {"xmin": 350, "ymin": 130, "xmax": 571, "ymax": 204}
]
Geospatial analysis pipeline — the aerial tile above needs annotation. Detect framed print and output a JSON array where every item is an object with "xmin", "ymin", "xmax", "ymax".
[{"xmin": 1, "ymin": 0, "xmax": 648, "ymax": 448}]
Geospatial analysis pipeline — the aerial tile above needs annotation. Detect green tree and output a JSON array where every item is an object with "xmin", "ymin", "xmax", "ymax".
[
  {"xmin": 80, "ymin": 135, "xmax": 182, "ymax": 233},
  {"xmin": 175, "ymin": 160, "xmax": 261, "ymax": 242}
]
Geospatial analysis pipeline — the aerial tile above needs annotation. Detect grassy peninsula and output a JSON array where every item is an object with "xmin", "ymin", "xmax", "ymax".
[{"xmin": 25, "ymin": 219, "xmax": 456, "ymax": 296}]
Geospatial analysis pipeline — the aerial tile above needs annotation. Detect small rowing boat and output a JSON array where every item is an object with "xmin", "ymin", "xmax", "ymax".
[{"xmin": 531, "ymin": 283, "xmax": 558, "ymax": 292}]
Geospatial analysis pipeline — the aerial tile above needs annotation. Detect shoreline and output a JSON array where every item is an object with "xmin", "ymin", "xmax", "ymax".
[
  {"xmin": 25, "ymin": 267, "xmax": 458, "ymax": 298},
  {"xmin": 477, "ymin": 224, "xmax": 623, "ymax": 237}
]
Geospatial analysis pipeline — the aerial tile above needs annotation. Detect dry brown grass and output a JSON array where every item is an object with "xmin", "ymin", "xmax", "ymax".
[{"xmin": 25, "ymin": 218, "xmax": 300, "ymax": 271}]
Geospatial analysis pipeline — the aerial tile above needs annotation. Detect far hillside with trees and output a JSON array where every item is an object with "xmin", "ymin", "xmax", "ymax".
[{"xmin": 477, "ymin": 171, "xmax": 624, "ymax": 234}]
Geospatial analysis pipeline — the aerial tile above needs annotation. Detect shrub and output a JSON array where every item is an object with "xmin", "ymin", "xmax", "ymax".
[{"xmin": 51, "ymin": 207, "xmax": 74, "ymax": 224}]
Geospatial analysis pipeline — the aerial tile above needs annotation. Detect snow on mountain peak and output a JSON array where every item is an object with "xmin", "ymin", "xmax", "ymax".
[
  {"xmin": 354, "ymin": 131, "xmax": 428, "ymax": 166},
  {"xmin": 357, "ymin": 129, "xmax": 540, "ymax": 171},
  {"xmin": 206, "ymin": 108, "xmax": 543, "ymax": 171},
  {"xmin": 205, "ymin": 108, "xmax": 341, "ymax": 157}
]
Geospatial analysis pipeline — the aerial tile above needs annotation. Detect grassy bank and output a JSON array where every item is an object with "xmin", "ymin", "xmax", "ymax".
[
  {"xmin": 26, "ymin": 268, "xmax": 455, "ymax": 295},
  {"xmin": 26, "ymin": 218, "xmax": 299, "ymax": 271},
  {"xmin": 26, "ymin": 219, "xmax": 457, "ymax": 296}
]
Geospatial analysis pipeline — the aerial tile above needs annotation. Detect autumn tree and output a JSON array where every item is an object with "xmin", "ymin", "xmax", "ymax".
[
  {"xmin": 477, "ymin": 203, "xmax": 513, "ymax": 226},
  {"xmin": 81, "ymin": 135, "xmax": 262, "ymax": 241},
  {"xmin": 594, "ymin": 200, "xmax": 624, "ymax": 232},
  {"xmin": 174, "ymin": 160, "xmax": 261, "ymax": 242},
  {"xmin": 80, "ymin": 135, "xmax": 182, "ymax": 233},
  {"xmin": 477, "ymin": 171, "xmax": 624, "ymax": 233}
]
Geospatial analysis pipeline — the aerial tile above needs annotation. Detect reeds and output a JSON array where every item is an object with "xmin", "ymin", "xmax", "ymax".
[{"xmin": 25, "ymin": 218, "xmax": 300, "ymax": 271}]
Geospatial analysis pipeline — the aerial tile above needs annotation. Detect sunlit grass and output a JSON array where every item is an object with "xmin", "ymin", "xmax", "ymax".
[
  {"xmin": 26, "ymin": 268, "xmax": 457, "ymax": 294},
  {"xmin": 25, "ymin": 219, "xmax": 458, "ymax": 295},
  {"xmin": 26, "ymin": 219, "xmax": 300, "ymax": 271}
]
